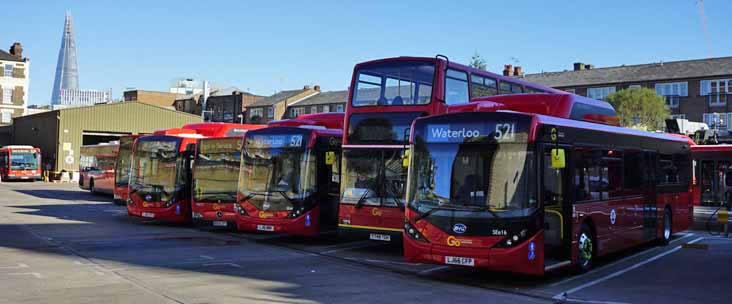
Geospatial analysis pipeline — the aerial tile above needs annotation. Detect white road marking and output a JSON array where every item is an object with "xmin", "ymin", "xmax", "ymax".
[
  {"xmin": 5, "ymin": 272, "xmax": 44, "ymax": 279},
  {"xmin": 321, "ymin": 241, "xmax": 385, "ymax": 254},
  {"xmin": 554, "ymin": 237, "xmax": 704, "ymax": 299},
  {"xmin": 202, "ymin": 262, "xmax": 242, "ymax": 268},
  {"xmin": 417, "ymin": 265, "xmax": 451, "ymax": 275},
  {"xmin": 0, "ymin": 263, "xmax": 28, "ymax": 269},
  {"xmin": 199, "ymin": 255, "xmax": 214, "ymax": 260},
  {"xmin": 549, "ymin": 233, "xmax": 696, "ymax": 288}
]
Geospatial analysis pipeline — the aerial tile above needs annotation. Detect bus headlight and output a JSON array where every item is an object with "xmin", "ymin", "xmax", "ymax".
[
  {"xmin": 234, "ymin": 203, "xmax": 248, "ymax": 216},
  {"xmin": 404, "ymin": 220, "xmax": 428, "ymax": 243},
  {"xmin": 288, "ymin": 206, "xmax": 305, "ymax": 218},
  {"xmin": 164, "ymin": 199, "xmax": 175, "ymax": 207},
  {"xmin": 192, "ymin": 212, "xmax": 203, "ymax": 219},
  {"xmin": 494, "ymin": 229, "xmax": 531, "ymax": 248}
]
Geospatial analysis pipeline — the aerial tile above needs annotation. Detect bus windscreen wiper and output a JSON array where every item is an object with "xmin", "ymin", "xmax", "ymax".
[
  {"xmin": 413, "ymin": 205, "xmax": 460, "ymax": 223},
  {"xmin": 355, "ymin": 188, "xmax": 373, "ymax": 209}
]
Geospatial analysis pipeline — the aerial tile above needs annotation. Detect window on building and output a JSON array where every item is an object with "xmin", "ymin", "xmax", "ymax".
[
  {"xmin": 267, "ymin": 107, "xmax": 274, "ymax": 118},
  {"xmin": 0, "ymin": 110, "xmax": 11, "ymax": 123},
  {"xmin": 655, "ymin": 82, "xmax": 688, "ymax": 97},
  {"xmin": 470, "ymin": 74, "xmax": 498, "ymax": 98},
  {"xmin": 564, "ymin": 89, "xmax": 576, "ymax": 94},
  {"xmin": 587, "ymin": 86, "xmax": 616, "ymax": 100},
  {"xmin": 323, "ymin": 105, "xmax": 330, "ymax": 113},
  {"xmin": 311, "ymin": 106, "xmax": 318, "ymax": 114},
  {"xmin": 445, "ymin": 69, "xmax": 469, "ymax": 105},
  {"xmin": 336, "ymin": 104, "xmax": 344, "ymax": 112},
  {"xmin": 701, "ymin": 79, "xmax": 730, "ymax": 106},
  {"xmin": 670, "ymin": 114, "xmax": 686, "ymax": 120},
  {"xmin": 249, "ymin": 108, "xmax": 263, "ymax": 118},
  {"xmin": 2, "ymin": 89, "xmax": 11, "ymax": 104},
  {"xmin": 703, "ymin": 112, "xmax": 732, "ymax": 130},
  {"xmin": 3, "ymin": 64, "xmax": 12, "ymax": 77},
  {"xmin": 628, "ymin": 85, "xmax": 641, "ymax": 90},
  {"xmin": 291, "ymin": 107, "xmax": 306, "ymax": 117}
]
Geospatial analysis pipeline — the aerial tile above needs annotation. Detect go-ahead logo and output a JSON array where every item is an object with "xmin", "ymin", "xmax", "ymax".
[{"xmin": 453, "ymin": 223, "xmax": 467, "ymax": 234}]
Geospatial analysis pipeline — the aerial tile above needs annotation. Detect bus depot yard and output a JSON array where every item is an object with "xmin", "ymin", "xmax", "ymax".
[{"xmin": 0, "ymin": 181, "xmax": 728, "ymax": 304}]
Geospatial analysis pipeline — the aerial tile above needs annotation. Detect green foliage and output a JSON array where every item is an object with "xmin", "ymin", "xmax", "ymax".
[
  {"xmin": 605, "ymin": 88, "xmax": 670, "ymax": 131},
  {"xmin": 469, "ymin": 51, "xmax": 487, "ymax": 71}
]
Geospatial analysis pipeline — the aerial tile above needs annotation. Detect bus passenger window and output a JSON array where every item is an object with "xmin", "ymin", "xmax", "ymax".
[
  {"xmin": 445, "ymin": 69, "xmax": 469, "ymax": 105},
  {"xmin": 470, "ymin": 74, "xmax": 498, "ymax": 98},
  {"xmin": 499, "ymin": 82, "xmax": 512, "ymax": 95}
]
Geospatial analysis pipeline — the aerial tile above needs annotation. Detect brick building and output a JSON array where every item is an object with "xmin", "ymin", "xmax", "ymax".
[
  {"xmin": 245, "ymin": 86, "xmax": 320, "ymax": 124},
  {"xmin": 203, "ymin": 89, "xmax": 264, "ymax": 123},
  {"xmin": 523, "ymin": 57, "xmax": 732, "ymax": 130},
  {"xmin": 123, "ymin": 90, "xmax": 184, "ymax": 109},
  {"xmin": 284, "ymin": 90, "xmax": 347, "ymax": 119},
  {"xmin": 0, "ymin": 42, "xmax": 29, "ymax": 125}
]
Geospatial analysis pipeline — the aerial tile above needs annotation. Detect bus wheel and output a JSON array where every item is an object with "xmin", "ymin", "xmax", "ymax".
[
  {"xmin": 89, "ymin": 179, "xmax": 95, "ymax": 193},
  {"xmin": 660, "ymin": 208, "xmax": 672, "ymax": 246},
  {"xmin": 577, "ymin": 223, "xmax": 595, "ymax": 273}
]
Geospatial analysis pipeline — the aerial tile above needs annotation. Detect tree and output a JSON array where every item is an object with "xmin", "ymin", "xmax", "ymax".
[
  {"xmin": 469, "ymin": 51, "xmax": 487, "ymax": 71},
  {"xmin": 605, "ymin": 88, "xmax": 670, "ymax": 131}
]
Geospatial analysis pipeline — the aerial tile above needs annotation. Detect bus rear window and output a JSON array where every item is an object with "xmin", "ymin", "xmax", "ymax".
[{"xmin": 352, "ymin": 61, "xmax": 435, "ymax": 107}]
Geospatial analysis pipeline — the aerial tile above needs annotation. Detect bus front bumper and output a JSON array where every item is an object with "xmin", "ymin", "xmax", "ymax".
[
  {"xmin": 236, "ymin": 207, "xmax": 321, "ymax": 237},
  {"xmin": 403, "ymin": 232, "xmax": 545, "ymax": 275},
  {"xmin": 126, "ymin": 200, "xmax": 191, "ymax": 223}
]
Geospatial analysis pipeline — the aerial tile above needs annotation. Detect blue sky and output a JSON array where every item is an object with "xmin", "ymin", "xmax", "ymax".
[{"xmin": 1, "ymin": 0, "xmax": 731, "ymax": 105}]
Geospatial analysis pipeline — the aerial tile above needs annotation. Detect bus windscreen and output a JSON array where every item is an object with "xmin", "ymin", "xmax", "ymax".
[{"xmin": 352, "ymin": 61, "xmax": 435, "ymax": 107}]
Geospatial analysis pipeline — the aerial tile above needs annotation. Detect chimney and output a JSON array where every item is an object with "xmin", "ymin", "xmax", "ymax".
[
  {"xmin": 513, "ymin": 66, "xmax": 523, "ymax": 77},
  {"xmin": 314, "ymin": 85, "xmax": 321, "ymax": 91},
  {"xmin": 503, "ymin": 64, "xmax": 513, "ymax": 76},
  {"xmin": 303, "ymin": 85, "xmax": 311, "ymax": 90},
  {"xmin": 585, "ymin": 64, "xmax": 594, "ymax": 70},
  {"xmin": 9, "ymin": 42, "xmax": 23, "ymax": 59},
  {"xmin": 573, "ymin": 62, "xmax": 586, "ymax": 71}
]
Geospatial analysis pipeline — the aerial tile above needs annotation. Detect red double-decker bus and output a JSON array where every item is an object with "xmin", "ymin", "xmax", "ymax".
[
  {"xmin": 402, "ymin": 94, "xmax": 692, "ymax": 274},
  {"xmin": 0, "ymin": 145, "xmax": 41, "ymax": 181},
  {"xmin": 691, "ymin": 144, "xmax": 732, "ymax": 207},
  {"xmin": 113, "ymin": 135, "xmax": 139, "ymax": 205},
  {"xmin": 190, "ymin": 124, "xmax": 264, "ymax": 228},
  {"xmin": 338, "ymin": 56, "xmax": 564, "ymax": 242},
  {"xmin": 79, "ymin": 142, "xmax": 119, "ymax": 194},
  {"xmin": 127, "ymin": 123, "xmax": 262, "ymax": 223},
  {"xmin": 236, "ymin": 113, "xmax": 343, "ymax": 236}
]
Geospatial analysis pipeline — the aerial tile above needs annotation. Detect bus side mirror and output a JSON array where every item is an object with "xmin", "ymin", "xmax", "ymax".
[{"xmin": 550, "ymin": 149, "xmax": 566, "ymax": 169}]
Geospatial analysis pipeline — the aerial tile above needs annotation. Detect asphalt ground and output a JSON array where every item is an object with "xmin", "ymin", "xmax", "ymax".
[{"xmin": 1, "ymin": 182, "xmax": 730, "ymax": 304}]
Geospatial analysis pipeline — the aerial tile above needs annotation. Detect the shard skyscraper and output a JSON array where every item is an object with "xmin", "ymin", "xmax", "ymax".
[{"xmin": 51, "ymin": 11, "xmax": 79, "ymax": 105}]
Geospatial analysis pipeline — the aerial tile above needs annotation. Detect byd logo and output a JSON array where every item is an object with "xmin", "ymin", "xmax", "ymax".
[{"xmin": 453, "ymin": 223, "xmax": 467, "ymax": 234}]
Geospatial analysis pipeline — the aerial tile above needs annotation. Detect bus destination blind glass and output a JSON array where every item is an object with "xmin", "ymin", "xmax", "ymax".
[
  {"xmin": 423, "ymin": 121, "xmax": 529, "ymax": 144},
  {"xmin": 247, "ymin": 134, "xmax": 305, "ymax": 149},
  {"xmin": 199, "ymin": 138, "xmax": 241, "ymax": 154}
]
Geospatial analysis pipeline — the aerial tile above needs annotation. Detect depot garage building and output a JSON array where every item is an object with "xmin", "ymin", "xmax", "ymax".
[{"xmin": 10, "ymin": 102, "xmax": 202, "ymax": 173}]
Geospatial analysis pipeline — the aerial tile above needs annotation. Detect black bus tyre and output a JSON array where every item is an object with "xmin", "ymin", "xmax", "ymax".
[
  {"xmin": 660, "ymin": 208, "xmax": 672, "ymax": 246},
  {"xmin": 576, "ymin": 223, "xmax": 595, "ymax": 273}
]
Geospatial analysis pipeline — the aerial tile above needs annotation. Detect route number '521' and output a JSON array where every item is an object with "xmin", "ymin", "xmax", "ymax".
[{"xmin": 494, "ymin": 123, "xmax": 515, "ymax": 141}]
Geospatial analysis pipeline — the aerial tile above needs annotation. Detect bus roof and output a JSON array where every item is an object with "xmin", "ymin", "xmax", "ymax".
[
  {"xmin": 691, "ymin": 144, "xmax": 732, "ymax": 152},
  {"xmin": 1, "ymin": 145, "xmax": 37, "ymax": 150},
  {"xmin": 268, "ymin": 112, "xmax": 344, "ymax": 130},
  {"xmin": 180, "ymin": 122, "xmax": 265, "ymax": 137}
]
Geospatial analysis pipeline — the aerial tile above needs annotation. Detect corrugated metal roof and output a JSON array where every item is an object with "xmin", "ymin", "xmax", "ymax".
[{"xmin": 524, "ymin": 56, "xmax": 732, "ymax": 87}]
